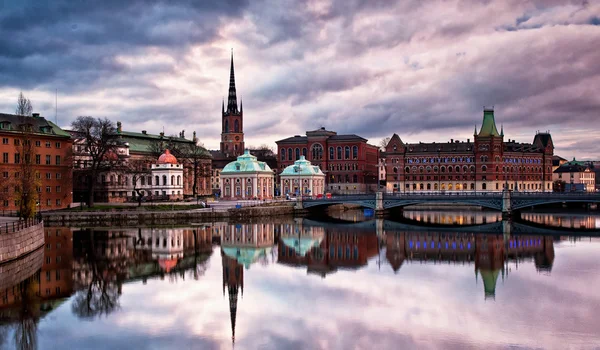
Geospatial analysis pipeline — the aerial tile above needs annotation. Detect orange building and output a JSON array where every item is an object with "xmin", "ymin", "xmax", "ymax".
[
  {"xmin": 0, "ymin": 113, "xmax": 73, "ymax": 211},
  {"xmin": 40, "ymin": 227, "xmax": 74, "ymax": 299}
]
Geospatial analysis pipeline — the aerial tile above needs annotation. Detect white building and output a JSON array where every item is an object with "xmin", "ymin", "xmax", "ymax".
[
  {"xmin": 280, "ymin": 156, "xmax": 326, "ymax": 197},
  {"xmin": 220, "ymin": 150, "xmax": 274, "ymax": 199},
  {"xmin": 151, "ymin": 149, "xmax": 184, "ymax": 200}
]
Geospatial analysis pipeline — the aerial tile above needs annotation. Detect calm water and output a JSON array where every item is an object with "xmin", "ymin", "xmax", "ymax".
[{"xmin": 1, "ymin": 211, "xmax": 600, "ymax": 350}]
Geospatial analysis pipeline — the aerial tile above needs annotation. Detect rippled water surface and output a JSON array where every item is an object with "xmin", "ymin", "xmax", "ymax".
[{"xmin": 1, "ymin": 211, "xmax": 600, "ymax": 350}]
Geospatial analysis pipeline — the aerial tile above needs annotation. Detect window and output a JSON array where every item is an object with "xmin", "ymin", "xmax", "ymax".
[
  {"xmin": 46, "ymin": 155, "xmax": 51, "ymax": 165},
  {"xmin": 56, "ymin": 199, "xmax": 61, "ymax": 206},
  {"xmin": 481, "ymin": 165, "xmax": 487, "ymax": 172},
  {"xmin": 329, "ymin": 147, "xmax": 334, "ymax": 160},
  {"xmin": 295, "ymin": 148, "xmax": 300, "ymax": 160},
  {"xmin": 56, "ymin": 186, "xmax": 61, "ymax": 192},
  {"xmin": 302, "ymin": 147, "xmax": 307, "ymax": 157},
  {"xmin": 162, "ymin": 175, "xmax": 167, "ymax": 185},
  {"xmin": 56, "ymin": 173, "xmax": 61, "ymax": 179},
  {"xmin": 2, "ymin": 153, "xmax": 8, "ymax": 163},
  {"xmin": 46, "ymin": 141, "xmax": 51, "ymax": 148},
  {"xmin": 2, "ymin": 138, "xmax": 8, "ymax": 144},
  {"xmin": 281, "ymin": 148, "xmax": 286, "ymax": 161},
  {"xmin": 288, "ymin": 148, "xmax": 292, "ymax": 161},
  {"xmin": 35, "ymin": 140, "xmax": 41, "ymax": 147},
  {"xmin": 55, "ymin": 142, "xmax": 61, "ymax": 148},
  {"xmin": 46, "ymin": 172, "xmax": 51, "ymax": 179},
  {"xmin": 352, "ymin": 146, "xmax": 358, "ymax": 159},
  {"xmin": 46, "ymin": 186, "xmax": 51, "ymax": 193},
  {"xmin": 234, "ymin": 119, "xmax": 239, "ymax": 132},
  {"xmin": 345, "ymin": 146, "xmax": 350, "ymax": 159},
  {"xmin": 311, "ymin": 144, "xmax": 323, "ymax": 160},
  {"xmin": 14, "ymin": 153, "xmax": 20, "ymax": 164},
  {"xmin": 46, "ymin": 199, "xmax": 51, "ymax": 206},
  {"xmin": 14, "ymin": 139, "xmax": 20, "ymax": 146},
  {"xmin": 55, "ymin": 155, "xmax": 61, "ymax": 165}
]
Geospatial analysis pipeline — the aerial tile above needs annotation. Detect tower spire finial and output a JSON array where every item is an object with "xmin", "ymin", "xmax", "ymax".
[{"xmin": 226, "ymin": 49, "xmax": 238, "ymax": 114}]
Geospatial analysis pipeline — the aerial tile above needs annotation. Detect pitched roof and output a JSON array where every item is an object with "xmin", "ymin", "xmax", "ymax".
[
  {"xmin": 0, "ymin": 113, "xmax": 71, "ymax": 138},
  {"xmin": 478, "ymin": 109, "xmax": 500, "ymax": 137},
  {"xmin": 118, "ymin": 131, "xmax": 193, "ymax": 154},
  {"xmin": 553, "ymin": 159, "xmax": 592, "ymax": 173}
]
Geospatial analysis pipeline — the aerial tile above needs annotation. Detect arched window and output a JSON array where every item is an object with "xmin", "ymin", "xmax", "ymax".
[
  {"xmin": 234, "ymin": 119, "xmax": 239, "ymax": 132},
  {"xmin": 353, "ymin": 174, "xmax": 358, "ymax": 183},
  {"xmin": 463, "ymin": 183, "xmax": 467, "ymax": 190},
  {"xmin": 163, "ymin": 175, "xmax": 167, "ymax": 185},
  {"xmin": 441, "ymin": 166, "xmax": 446, "ymax": 173},
  {"xmin": 455, "ymin": 166, "xmax": 460, "ymax": 173},
  {"xmin": 482, "ymin": 183, "xmax": 487, "ymax": 190},
  {"xmin": 141, "ymin": 177, "xmax": 145, "ymax": 186},
  {"xmin": 171, "ymin": 175, "xmax": 175, "ymax": 185},
  {"xmin": 405, "ymin": 166, "xmax": 410, "ymax": 173},
  {"xmin": 434, "ymin": 183, "xmax": 438, "ymax": 190},
  {"xmin": 302, "ymin": 148, "xmax": 307, "ymax": 157},
  {"xmin": 393, "ymin": 167, "xmax": 398, "ymax": 173},
  {"xmin": 352, "ymin": 146, "xmax": 358, "ymax": 159},
  {"xmin": 281, "ymin": 148, "xmax": 286, "ymax": 161},
  {"xmin": 482, "ymin": 165, "xmax": 487, "ymax": 172},
  {"xmin": 295, "ymin": 148, "xmax": 300, "ymax": 160},
  {"xmin": 177, "ymin": 176, "xmax": 181, "ymax": 185},
  {"xmin": 329, "ymin": 147, "xmax": 334, "ymax": 160},
  {"xmin": 344, "ymin": 146, "xmax": 350, "ymax": 159},
  {"xmin": 155, "ymin": 176, "xmax": 159, "ymax": 185},
  {"xmin": 449, "ymin": 166, "xmax": 453, "ymax": 173},
  {"xmin": 311, "ymin": 144, "xmax": 323, "ymax": 160},
  {"xmin": 427, "ymin": 183, "xmax": 431, "ymax": 190},
  {"xmin": 224, "ymin": 120, "xmax": 229, "ymax": 132},
  {"xmin": 337, "ymin": 147, "xmax": 342, "ymax": 159},
  {"xmin": 288, "ymin": 148, "xmax": 292, "ymax": 161}
]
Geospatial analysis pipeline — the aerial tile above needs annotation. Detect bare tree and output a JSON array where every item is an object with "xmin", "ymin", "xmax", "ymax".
[
  {"xmin": 178, "ymin": 143, "xmax": 211, "ymax": 197},
  {"xmin": 379, "ymin": 137, "xmax": 391, "ymax": 151},
  {"xmin": 127, "ymin": 159, "xmax": 151, "ymax": 206},
  {"xmin": 15, "ymin": 92, "xmax": 33, "ymax": 116},
  {"xmin": 71, "ymin": 117, "xmax": 120, "ymax": 207}
]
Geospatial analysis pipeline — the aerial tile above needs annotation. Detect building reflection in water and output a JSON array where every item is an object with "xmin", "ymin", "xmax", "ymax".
[
  {"xmin": 521, "ymin": 212, "xmax": 599, "ymax": 229},
  {"xmin": 386, "ymin": 231, "xmax": 555, "ymax": 299},
  {"xmin": 403, "ymin": 210, "xmax": 502, "ymax": 225}
]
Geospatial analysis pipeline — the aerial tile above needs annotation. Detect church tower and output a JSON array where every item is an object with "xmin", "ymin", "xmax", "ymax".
[{"xmin": 220, "ymin": 51, "xmax": 245, "ymax": 157}]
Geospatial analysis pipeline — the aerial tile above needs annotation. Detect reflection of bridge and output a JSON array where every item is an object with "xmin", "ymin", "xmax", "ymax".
[
  {"xmin": 299, "ymin": 192, "xmax": 600, "ymax": 215},
  {"xmin": 300, "ymin": 217, "xmax": 600, "ymax": 236}
]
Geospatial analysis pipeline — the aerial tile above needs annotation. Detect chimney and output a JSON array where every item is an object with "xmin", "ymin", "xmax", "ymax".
[
  {"xmin": 142, "ymin": 130, "xmax": 147, "ymax": 135},
  {"xmin": 181, "ymin": 130, "xmax": 185, "ymax": 138},
  {"xmin": 160, "ymin": 132, "xmax": 164, "ymax": 137},
  {"xmin": 32, "ymin": 113, "xmax": 40, "ymax": 118},
  {"xmin": 117, "ymin": 121, "xmax": 122, "ymax": 133},
  {"xmin": 450, "ymin": 139, "xmax": 454, "ymax": 143},
  {"xmin": 467, "ymin": 138, "xmax": 470, "ymax": 143}
]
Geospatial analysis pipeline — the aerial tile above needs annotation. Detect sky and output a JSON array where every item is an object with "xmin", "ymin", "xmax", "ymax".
[{"xmin": 0, "ymin": 0, "xmax": 599, "ymax": 159}]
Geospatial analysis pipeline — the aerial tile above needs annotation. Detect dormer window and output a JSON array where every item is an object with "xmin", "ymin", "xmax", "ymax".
[
  {"xmin": 0, "ymin": 121, "xmax": 11, "ymax": 130},
  {"xmin": 235, "ymin": 163, "xmax": 240, "ymax": 171}
]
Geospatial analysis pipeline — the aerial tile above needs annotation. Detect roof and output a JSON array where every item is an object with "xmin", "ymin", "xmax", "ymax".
[
  {"xmin": 553, "ymin": 158, "xmax": 592, "ymax": 173},
  {"xmin": 503, "ymin": 141, "xmax": 542, "ymax": 153},
  {"xmin": 276, "ymin": 135, "xmax": 308, "ymax": 144},
  {"xmin": 533, "ymin": 133, "xmax": 553, "ymax": 149},
  {"xmin": 281, "ymin": 236, "xmax": 323, "ymax": 257},
  {"xmin": 158, "ymin": 149, "xmax": 178, "ymax": 164},
  {"xmin": 479, "ymin": 268, "xmax": 500, "ymax": 299},
  {"xmin": 276, "ymin": 132, "xmax": 367, "ymax": 144},
  {"xmin": 280, "ymin": 156, "xmax": 325, "ymax": 176},
  {"xmin": 478, "ymin": 109, "xmax": 500, "ymax": 137},
  {"xmin": 0, "ymin": 113, "xmax": 71, "ymax": 139},
  {"xmin": 222, "ymin": 246, "xmax": 272, "ymax": 269},
  {"xmin": 552, "ymin": 155, "xmax": 567, "ymax": 166},
  {"xmin": 402, "ymin": 141, "xmax": 475, "ymax": 154},
  {"xmin": 222, "ymin": 150, "xmax": 273, "ymax": 174},
  {"xmin": 119, "ymin": 132, "xmax": 193, "ymax": 154}
]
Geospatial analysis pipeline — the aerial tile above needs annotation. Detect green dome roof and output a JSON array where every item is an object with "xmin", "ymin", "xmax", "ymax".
[
  {"xmin": 281, "ymin": 236, "xmax": 324, "ymax": 256},
  {"xmin": 222, "ymin": 150, "xmax": 273, "ymax": 174},
  {"xmin": 222, "ymin": 246, "xmax": 272, "ymax": 269},
  {"xmin": 280, "ymin": 156, "xmax": 325, "ymax": 176},
  {"xmin": 478, "ymin": 109, "xmax": 500, "ymax": 137}
]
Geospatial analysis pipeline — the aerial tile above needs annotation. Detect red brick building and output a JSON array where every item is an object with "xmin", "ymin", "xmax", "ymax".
[
  {"xmin": 382, "ymin": 108, "xmax": 554, "ymax": 193},
  {"xmin": 0, "ymin": 113, "xmax": 73, "ymax": 211},
  {"xmin": 276, "ymin": 128, "xmax": 379, "ymax": 194}
]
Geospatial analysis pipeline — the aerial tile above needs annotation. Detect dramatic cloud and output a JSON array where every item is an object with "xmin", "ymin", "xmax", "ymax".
[{"xmin": 1, "ymin": 0, "xmax": 599, "ymax": 158}]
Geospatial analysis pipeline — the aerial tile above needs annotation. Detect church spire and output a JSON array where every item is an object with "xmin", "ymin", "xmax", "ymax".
[
  {"xmin": 227, "ymin": 49, "xmax": 238, "ymax": 114},
  {"xmin": 228, "ymin": 285, "xmax": 239, "ymax": 345}
]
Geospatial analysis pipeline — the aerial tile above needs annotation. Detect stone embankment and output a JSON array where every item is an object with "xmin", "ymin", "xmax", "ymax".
[
  {"xmin": 0, "ymin": 245, "xmax": 43, "ymax": 291},
  {"xmin": 0, "ymin": 218, "xmax": 45, "ymax": 264},
  {"xmin": 42, "ymin": 205, "xmax": 297, "ymax": 226}
]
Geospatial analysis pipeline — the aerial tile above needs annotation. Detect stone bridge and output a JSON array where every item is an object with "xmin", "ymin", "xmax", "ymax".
[{"xmin": 299, "ymin": 191, "xmax": 600, "ymax": 216}]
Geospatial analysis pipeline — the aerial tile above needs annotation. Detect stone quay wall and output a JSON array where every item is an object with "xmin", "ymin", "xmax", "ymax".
[
  {"xmin": 0, "ymin": 220, "xmax": 45, "ymax": 264},
  {"xmin": 0, "ymin": 245, "xmax": 44, "ymax": 291},
  {"xmin": 42, "ymin": 206, "xmax": 297, "ymax": 226}
]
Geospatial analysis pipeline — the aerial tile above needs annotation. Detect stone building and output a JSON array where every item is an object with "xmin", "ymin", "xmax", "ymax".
[
  {"xmin": 276, "ymin": 128, "xmax": 379, "ymax": 194},
  {"xmin": 552, "ymin": 158, "xmax": 596, "ymax": 192},
  {"xmin": 382, "ymin": 108, "xmax": 554, "ymax": 193},
  {"xmin": 0, "ymin": 112, "xmax": 73, "ymax": 211},
  {"xmin": 220, "ymin": 150, "xmax": 274, "ymax": 200},
  {"xmin": 279, "ymin": 155, "xmax": 326, "ymax": 197},
  {"xmin": 72, "ymin": 123, "xmax": 211, "ymax": 203}
]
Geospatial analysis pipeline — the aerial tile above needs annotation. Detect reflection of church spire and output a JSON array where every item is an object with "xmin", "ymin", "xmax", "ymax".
[{"xmin": 228, "ymin": 284, "xmax": 239, "ymax": 344}]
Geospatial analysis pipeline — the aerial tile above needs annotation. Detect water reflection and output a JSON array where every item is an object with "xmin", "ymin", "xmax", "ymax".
[{"xmin": 0, "ymin": 211, "xmax": 599, "ymax": 349}]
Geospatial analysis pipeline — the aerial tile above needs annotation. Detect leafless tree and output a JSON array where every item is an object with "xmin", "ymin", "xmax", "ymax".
[
  {"xmin": 15, "ymin": 92, "xmax": 33, "ymax": 116},
  {"xmin": 127, "ymin": 159, "xmax": 151, "ymax": 206},
  {"xmin": 178, "ymin": 143, "xmax": 211, "ymax": 197},
  {"xmin": 71, "ymin": 117, "xmax": 120, "ymax": 207},
  {"xmin": 379, "ymin": 137, "xmax": 391, "ymax": 151}
]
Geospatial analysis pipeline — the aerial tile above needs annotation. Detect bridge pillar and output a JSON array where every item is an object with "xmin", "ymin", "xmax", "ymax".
[
  {"xmin": 502, "ymin": 190, "xmax": 512, "ymax": 218},
  {"xmin": 375, "ymin": 192, "xmax": 384, "ymax": 213}
]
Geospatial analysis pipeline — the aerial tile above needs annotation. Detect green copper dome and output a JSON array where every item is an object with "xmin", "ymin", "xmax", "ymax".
[
  {"xmin": 478, "ymin": 109, "xmax": 500, "ymax": 137},
  {"xmin": 280, "ymin": 156, "xmax": 325, "ymax": 176},
  {"xmin": 222, "ymin": 150, "xmax": 273, "ymax": 174},
  {"xmin": 222, "ymin": 246, "xmax": 272, "ymax": 269}
]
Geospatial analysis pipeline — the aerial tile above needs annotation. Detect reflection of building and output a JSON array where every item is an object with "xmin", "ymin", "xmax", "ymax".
[
  {"xmin": 41, "ymin": 227, "xmax": 74, "ymax": 299},
  {"xmin": 521, "ymin": 213, "xmax": 599, "ymax": 229},
  {"xmin": 220, "ymin": 150, "xmax": 274, "ymax": 200},
  {"xmin": 382, "ymin": 108, "xmax": 554, "ymax": 193},
  {"xmin": 278, "ymin": 226, "xmax": 378, "ymax": 277},
  {"xmin": 385, "ymin": 232, "xmax": 555, "ymax": 298},
  {"xmin": 280, "ymin": 156, "xmax": 326, "ymax": 196},
  {"xmin": 403, "ymin": 210, "xmax": 502, "ymax": 225},
  {"xmin": 276, "ymin": 128, "xmax": 380, "ymax": 194},
  {"xmin": 219, "ymin": 222, "xmax": 276, "ymax": 345}
]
